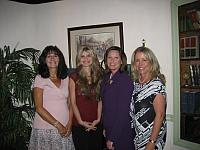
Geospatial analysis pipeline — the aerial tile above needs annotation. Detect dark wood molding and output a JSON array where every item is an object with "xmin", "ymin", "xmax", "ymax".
[{"xmin": 9, "ymin": 0, "xmax": 62, "ymax": 4}]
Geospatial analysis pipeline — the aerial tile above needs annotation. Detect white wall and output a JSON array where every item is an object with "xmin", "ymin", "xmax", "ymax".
[
  {"xmin": 0, "ymin": 0, "xmax": 35, "ymax": 48},
  {"xmin": 0, "ymin": 0, "xmax": 188, "ymax": 149}
]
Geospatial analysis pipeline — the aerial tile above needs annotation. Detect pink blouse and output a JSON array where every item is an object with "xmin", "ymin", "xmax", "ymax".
[{"xmin": 32, "ymin": 75, "xmax": 69, "ymax": 129}]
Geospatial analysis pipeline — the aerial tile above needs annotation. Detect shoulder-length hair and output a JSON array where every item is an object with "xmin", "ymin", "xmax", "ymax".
[
  {"xmin": 76, "ymin": 46, "xmax": 103, "ymax": 100},
  {"xmin": 131, "ymin": 46, "xmax": 166, "ymax": 85},
  {"xmin": 103, "ymin": 46, "xmax": 127, "ymax": 73},
  {"xmin": 38, "ymin": 45, "xmax": 68, "ymax": 79}
]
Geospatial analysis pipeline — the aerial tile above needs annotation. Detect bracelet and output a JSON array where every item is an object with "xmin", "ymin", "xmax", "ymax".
[
  {"xmin": 53, "ymin": 120, "xmax": 59, "ymax": 128},
  {"xmin": 149, "ymin": 139, "xmax": 156, "ymax": 144}
]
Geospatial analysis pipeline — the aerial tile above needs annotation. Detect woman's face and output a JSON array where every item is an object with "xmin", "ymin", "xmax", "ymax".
[
  {"xmin": 45, "ymin": 52, "xmax": 59, "ymax": 69},
  {"xmin": 106, "ymin": 50, "xmax": 122, "ymax": 73},
  {"xmin": 80, "ymin": 51, "xmax": 93, "ymax": 67},
  {"xmin": 134, "ymin": 51, "xmax": 151, "ymax": 76}
]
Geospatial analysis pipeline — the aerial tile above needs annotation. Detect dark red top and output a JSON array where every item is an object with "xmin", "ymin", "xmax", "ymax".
[{"xmin": 69, "ymin": 72, "xmax": 99, "ymax": 126}]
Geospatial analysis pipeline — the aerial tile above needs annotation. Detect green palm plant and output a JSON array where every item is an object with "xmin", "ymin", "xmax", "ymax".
[{"xmin": 0, "ymin": 45, "xmax": 40, "ymax": 150}]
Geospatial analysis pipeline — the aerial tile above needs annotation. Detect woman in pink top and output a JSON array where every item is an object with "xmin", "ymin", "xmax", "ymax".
[{"xmin": 28, "ymin": 45, "xmax": 75, "ymax": 150}]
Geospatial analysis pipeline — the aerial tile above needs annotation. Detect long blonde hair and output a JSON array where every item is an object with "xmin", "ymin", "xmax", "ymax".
[
  {"xmin": 76, "ymin": 46, "xmax": 103, "ymax": 100},
  {"xmin": 131, "ymin": 46, "xmax": 166, "ymax": 85}
]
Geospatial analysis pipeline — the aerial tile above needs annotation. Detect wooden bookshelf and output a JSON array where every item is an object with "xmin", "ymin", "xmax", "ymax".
[{"xmin": 178, "ymin": 0, "xmax": 200, "ymax": 145}]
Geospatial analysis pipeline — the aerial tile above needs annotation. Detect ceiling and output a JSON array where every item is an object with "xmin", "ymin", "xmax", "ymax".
[{"xmin": 10, "ymin": 0, "xmax": 62, "ymax": 4}]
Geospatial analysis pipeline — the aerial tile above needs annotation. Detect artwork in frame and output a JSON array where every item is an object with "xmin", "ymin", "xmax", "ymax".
[{"xmin": 67, "ymin": 22, "xmax": 124, "ymax": 68}]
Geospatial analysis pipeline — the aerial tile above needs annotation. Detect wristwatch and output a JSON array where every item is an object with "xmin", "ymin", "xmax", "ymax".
[{"xmin": 149, "ymin": 139, "xmax": 156, "ymax": 144}]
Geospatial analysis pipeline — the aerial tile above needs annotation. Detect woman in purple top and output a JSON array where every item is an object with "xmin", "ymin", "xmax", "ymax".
[{"xmin": 100, "ymin": 46, "xmax": 135, "ymax": 150}]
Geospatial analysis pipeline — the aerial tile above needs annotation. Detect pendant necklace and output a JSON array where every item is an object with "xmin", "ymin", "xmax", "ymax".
[{"xmin": 109, "ymin": 73, "xmax": 113, "ymax": 84}]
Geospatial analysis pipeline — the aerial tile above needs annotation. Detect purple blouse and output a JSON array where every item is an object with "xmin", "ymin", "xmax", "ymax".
[{"xmin": 100, "ymin": 70, "xmax": 135, "ymax": 150}]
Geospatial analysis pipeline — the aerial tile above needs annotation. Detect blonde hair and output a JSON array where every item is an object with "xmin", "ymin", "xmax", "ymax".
[
  {"xmin": 131, "ymin": 47, "xmax": 166, "ymax": 85},
  {"xmin": 76, "ymin": 46, "xmax": 103, "ymax": 100}
]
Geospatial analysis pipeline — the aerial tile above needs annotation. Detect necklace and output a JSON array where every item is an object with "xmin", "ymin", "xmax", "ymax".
[
  {"xmin": 50, "ymin": 76, "xmax": 57, "ymax": 79},
  {"xmin": 139, "ymin": 76, "xmax": 150, "ymax": 84},
  {"xmin": 109, "ymin": 74, "xmax": 113, "ymax": 84}
]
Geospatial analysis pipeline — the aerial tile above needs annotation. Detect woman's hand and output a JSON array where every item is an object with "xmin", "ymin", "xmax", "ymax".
[
  {"xmin": 106, "ymin": 140, "xmax": 114, "ymax": 150},
  {"xmin": 85, "ymin": 126, "xmax": 97, "ymax": 131},
  {"xmin": 91, "ymin": 119, "xmax": 100, "ymax": 127},
  {"xmin": 64, "ymin": 121, "xmax": 72, "ymax": 137},
  {"xmin": 85, "ymin": 119, "xmax": 99, "ymax": 131},
  {"xmin": 145, "ymin": 142, "xmax": 155, "ymax": 150},
  {"xmin": 103, "ymin": 129, "xmax": 106, "ymax": 137},
  {"xmin": 56, "ymin": 122, "xmax": 68, "ymax": 137},
  {"xmin": 80, "ymin": 120, "xmax": 97, "ymax": 131}
]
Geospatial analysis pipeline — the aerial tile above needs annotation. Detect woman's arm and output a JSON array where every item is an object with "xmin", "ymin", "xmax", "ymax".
[
  {"xmin": 65, "ymin": 96, "xmax": 73, "ymax": 136},
  {"xmin": 91, "ymin": 100, "xmax": 102, "ymax": 127},
  {"xmin": 145, "ymin": 93, "xmax": 166, "ymax": 150},
  {"xmin": 97, "ymin": 100, "xmax": 102, "ymax": 122},
  {"xmin": 34, "ymin": 87, "xmax": 67, "ymax": 136}
]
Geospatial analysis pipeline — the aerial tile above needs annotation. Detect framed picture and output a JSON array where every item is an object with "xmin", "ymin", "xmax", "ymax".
[{"xmin": 67, "ymin": 22, "xmax": 124, "ymax": 68}]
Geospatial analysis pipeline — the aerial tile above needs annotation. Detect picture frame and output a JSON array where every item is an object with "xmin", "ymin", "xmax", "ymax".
[{"xmin": 67, "ymin": 22, "xmax": 124, "ymax": 68}]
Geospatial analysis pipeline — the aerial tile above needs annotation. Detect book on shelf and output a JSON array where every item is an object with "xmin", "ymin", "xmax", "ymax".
[
  {"xmin": 189, "ymin": 64, "xmax": 200, "ymax": 86},
  {"xmin": 181, "ymin": 91, "xmax": 200, "ymax": 114},
  {"xmin": 181, "ymin": 91, "xmax": 189, "ymax": 113},
  {"xmin": 193, "ymin": 64, "xmax": 199, "ymax": 86},
  {"xmin": 187, "ymin": 10, "xmax": 200, "ymax": 30},
  {"xmin": 189, "ymin": 64, "xmax": 195, "ymax": 86},
  {"xmin": 179, "ymin": 36, "xmax": 199, "ymax": 59},
  {"xmin": 179, "ymin": 10, "xmax": 200, "ymax": 32},
  {"xmin": 197, "ymin": 64, "xmax": 200, "ymax": 86}
]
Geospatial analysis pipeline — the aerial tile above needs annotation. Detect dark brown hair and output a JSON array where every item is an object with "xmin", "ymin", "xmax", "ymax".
[{"xmin": 103, "ymin": 46, "xmax": 127, "ymax": 73}]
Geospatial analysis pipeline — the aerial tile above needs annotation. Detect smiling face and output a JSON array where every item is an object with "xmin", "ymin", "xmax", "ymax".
[
  {"xmin": 45, "ymin": 52, "xmax": 59, "ymax": 69},
  {"xmin": 80, "ymin": 51, "xmax": 93, "ymax": 67},
  {"xmin": 134, "ymin": 51, "xmax": 151, "ymax": 77},
  {"xmin": 106, "ymin": 50, "xmax": 122, "ymax": 74}
]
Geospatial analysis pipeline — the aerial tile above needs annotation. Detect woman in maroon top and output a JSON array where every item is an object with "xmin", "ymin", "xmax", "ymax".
[{"xmin": 69, "ymin": 46, "xmax": 104, "ymax": 150}]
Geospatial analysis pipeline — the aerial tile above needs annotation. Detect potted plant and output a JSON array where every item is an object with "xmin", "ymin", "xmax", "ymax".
[{"xmin": 0, "ymin": 45, "xmax": 40, "ymax": 150}]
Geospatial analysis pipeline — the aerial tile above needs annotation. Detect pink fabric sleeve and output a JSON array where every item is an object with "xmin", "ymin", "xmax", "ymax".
[{"xmin": 33, "ymin": 75, "xmax": 44, "ymax": 89}]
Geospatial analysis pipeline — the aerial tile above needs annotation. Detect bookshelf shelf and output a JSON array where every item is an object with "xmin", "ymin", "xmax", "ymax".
[
  {"xmin": 178, "ymin": 0, "xmax": 200, "ymax": 145},
  {"xmin": 180, "ymin": 29, "xmax": 200, "ymax": 34},
  {"xmin": 180, "ymin": 58, "xmax": 200, "ymax": 61},
  {"xmin": 181, "ymin": 112, "xmax": 200, "ymax": 117},
  {"xmin": 181, "ymin": 86, "xmax": 200, "ymax": 90}
]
